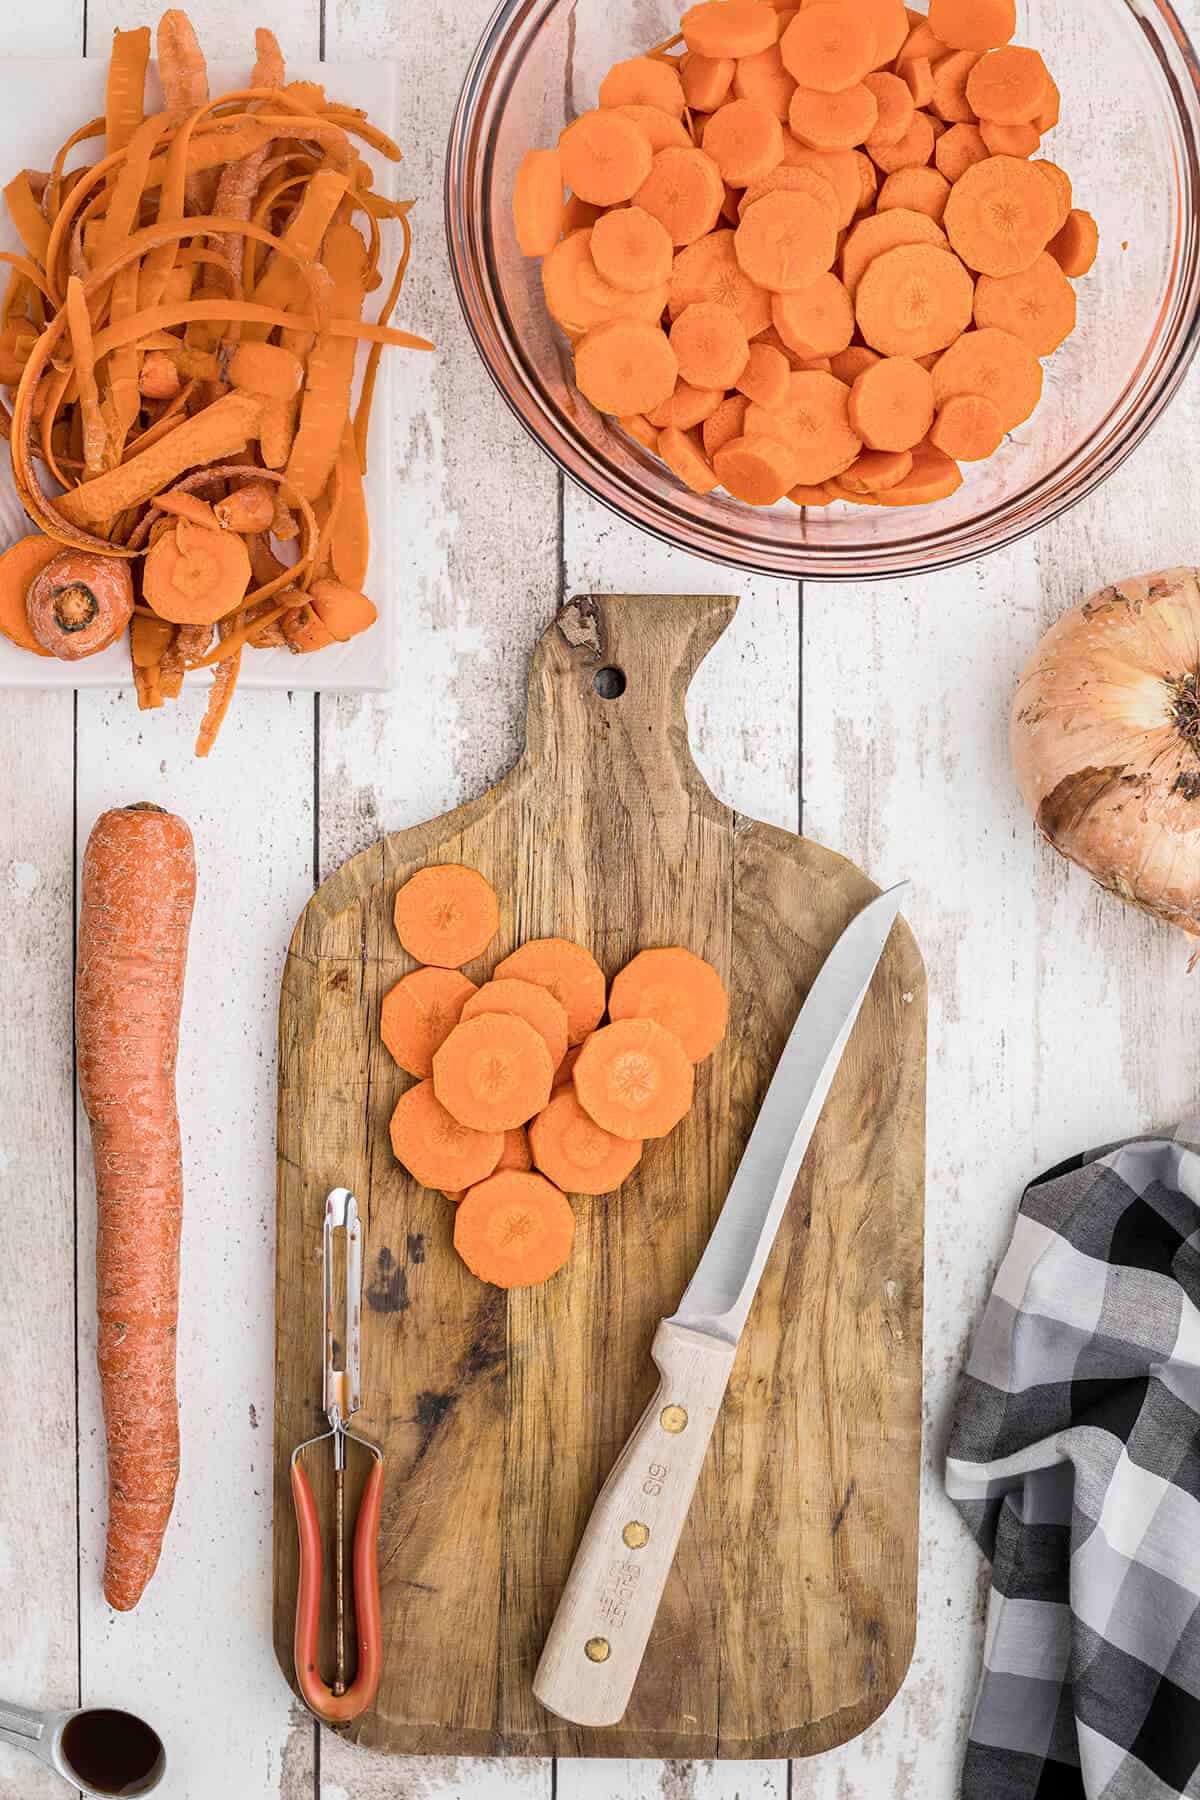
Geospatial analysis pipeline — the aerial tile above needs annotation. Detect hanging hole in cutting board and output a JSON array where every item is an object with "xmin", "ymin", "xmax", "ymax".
[{"xmin": 594, "ymin": 667, "xmax": 626, "ymax": 699}]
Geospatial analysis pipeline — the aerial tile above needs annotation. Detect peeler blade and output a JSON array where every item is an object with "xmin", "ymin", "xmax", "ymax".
[{"xmin": 322, "ymin": 1188, "xmax": 362, "ymax": 1427}]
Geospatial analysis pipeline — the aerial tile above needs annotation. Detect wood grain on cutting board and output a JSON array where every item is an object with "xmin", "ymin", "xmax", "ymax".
[{"xmin": 273, "ymin": 593, "xmax": 926, "ymax": 1759}]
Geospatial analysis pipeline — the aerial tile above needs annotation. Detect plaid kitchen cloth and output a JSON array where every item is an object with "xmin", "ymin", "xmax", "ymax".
[{"xmin": 946, "ymin": 1128, "xmax": 1200, "ymax": 1800}]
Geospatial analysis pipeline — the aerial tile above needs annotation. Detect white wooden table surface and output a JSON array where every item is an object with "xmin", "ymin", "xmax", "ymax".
[{"xmin": 3, "ymin": 0, "xmax": 1199, "ymax": 1793}]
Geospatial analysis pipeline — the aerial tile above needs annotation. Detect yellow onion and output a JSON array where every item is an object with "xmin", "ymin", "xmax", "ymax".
[{"xmin": 1011, "ymin": 567, "xmax": 1200, "ymax": 943}]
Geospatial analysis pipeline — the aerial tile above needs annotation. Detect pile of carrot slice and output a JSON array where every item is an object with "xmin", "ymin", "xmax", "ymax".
[
  {"xmin": 512, "ymin": 0, "xmax": 1097, "ymax": 511},
  {"xmin": 0, "ymin": 11, "xmax": 431, "ymax": 753},
  {"xmin": 382, "ymin": 864, "xmax": 728, "ymax": 1289}
]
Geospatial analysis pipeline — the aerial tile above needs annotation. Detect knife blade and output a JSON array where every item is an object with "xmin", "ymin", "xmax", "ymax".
[{"xmin": 532, "ymin": 883, "xmax": 908, "ymax": 1730}]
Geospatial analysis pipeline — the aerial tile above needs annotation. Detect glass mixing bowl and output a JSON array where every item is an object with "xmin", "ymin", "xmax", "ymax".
[{"xmin": 447, "ymin": 0, "xmax": 1200, "ymax": 579}]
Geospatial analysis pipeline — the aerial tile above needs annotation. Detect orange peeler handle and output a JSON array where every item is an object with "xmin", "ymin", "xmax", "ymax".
[{"xmin": 291, "ymin": 1455, "xmax": 385, "ymax": 1724}]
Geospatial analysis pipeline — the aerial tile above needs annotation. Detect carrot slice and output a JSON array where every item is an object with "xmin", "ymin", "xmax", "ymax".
[
  {"xmin": 1033, "ymin": 77, "xmax": 1061, "ymax": 134},
  {"xmin": 683, "ymin": 53, "xmax": 737, "ymax": 111},
  {"xmin": 529, "ymin": 1087, "xmax": 644, "ymax": 1194},
  {"xmin": 513, "ymin": 149, "xmax": 565, "ymax": 256},
  {"xmin": 789, "ymin": 83, "xmax": 879, "ymax": 150},
  {"xmin": 681, "ymin": 0, "xmax": 780, "ymax": 59},
  {"xmin": 838, "ymin": 447, "xmax": 914, "ymax": 491},
  {"xmin": 574, "ymin": 1017, "xmax": 695, "ymax": 1139},
  {"xmin": 713, "ymin": 432, "xmax": 797, "ymax": 502},
  {"xmin": 943, "ymin": 153, "xmax": 1058, "ymax": 275},
  {"xmin": 931, "ymin": 324, "xmax": 1043, "ymax": 428},
  {"xmin": 669, "ymin": 300, "xmax": 751, "ymax": 385},
  {"xmin": 553, "ymin": 1043, "xmax": 584, "ymax": 1091},
  {"xmin": 973, "ymin": 250, "xmax": 1075, "ymax": 354},
  {"xmin": 615, "ymin": 105, "xmax": 693, "ymax": 152},
  {"xmin": 495, "ymin": 937, "xmax": 607, "ymax": 1045},
  {"xmin": 788, "ymin": 481, "xmax": 835, "ymax": 505},
  {"xmin": 634, "ymin": 146, "xmax": 725, "ymax": 245},
  {"xmin": 928, "ymin": 0, "xmax": 1015, "ymax": 52},
  {"xmin": 600, "ymin": 55, "xmax": 687, "ymax": 117},
  {"xmin": 433, "ymin": 1012, "xmax": 554, "ymax": 1132},
  {"xmin": 734, "ymin": 188, "xmax": 838, "ymax": 291},
  {"xmin": 840, "ymin": 205, "xmax": 946, "ymax": 296},
  {"xmin": 542, "ymin": 231, "xmax": 667, "ymax": 334},
  {"xmin": 854, "ymin": 241, "xmax": 974, "ymax": 356},
  {"xmin": 740, "ymin": 160, "xmax": 839, "ymax": 219},
  {"xmin": 771, "ymin": 272, "xmax": 854, "ymax": 354},
  {"xmin": 1047, "ymin": 208, "xmax": 1098, "ymax": 278},
  {"xmin": 393, "ymin": 864, "xmax": 500, "ymax": 967},
  {"xmin": 930, "ymin": 50, "xmax": 983, "ymax": 123},
  {"xmin": 779, "ymin": 144, "xmax": 861, "ymax": 225},
  {"xmin": 453, "ymin": 1171, "xmax": 575, "ymax": 1289},
  {"xmin": 702, "ymin": 98, "xmax": 785, "ymax": 184},
  {"xmin": 702, "ymin": 390, "xmax": 750, "ymax": 454},
  {"xmin": 864, "ymin": 71, "xmax": 915, "ymax": 147},
  {"xmin": 461, "ymin": 976, "xmax": 571, "ymax": 1068},
  {"xmin": 443, "ymin": 1121, "xmax": 532, "ymax": 1203},
  {"xmin": 936, "ymin": 122, "xmax": 989, "ymax": 182},
  {"xmin": 1032, "ymin": 160, "xmax": 1073, "ymax": 235},
  {"xmin": 0, "ymin": 534, "xmax": 59, "ymax": 656},
  {"xmin": 590, "ymin": 205, "xmax": 674, "ymax": 291},
  {"xmin": 929, "ymin": 391, "xmax": 1005, "ymax": 458},
  {"xmin": 830, "ymin": 344, "xmax": 881, "ymax": 383},
  {"xmin": 575, "ymin": 317, "xmax": 679, "ymax": 414},
  {"xmin": 965, "ymin": 47, "xmax": 1048, "ymax": 123},
  {"xmin": 900, "ymin": 56, "xmax": 934, "ymax": 108},
  {"xmin": 779, "ymin": 3, "xmax": 877, "ymax": 92},
  {"xmin": 859, "ymin": 0, "xmax": 910, "ymax": 65},
  {"xmin": 848, "ymin": 354, "xmax": 935, "ymax": 450},
  {"xmin": 867, "ymin": 109, "xmax": 934, "ymax": 172},
  {"xmin": 607, "ymin": 945, "xmax": 729, "ymax": 1060},
  {"xmin": 877, "ymin": 165, "xmax": 950, "ymax": 222},
  {"xmin": 875, "ymin": 439, "xmax": 963, "ymax": 503},
  {"xmin": 745, "ymin": 368, "xmax": 862, "ymax": 480},
  {"xmin": 734, "ymin": 44, "xmax": 797, "ymax": 127},
  {"xmin": 669, "ymin": 228, "xmax": 773, "ymax": 335},
  {"xmin": 389, "ymin": 1079, "xmax": 504, "ymax": 1191},
  {"xmin": 980, "ymin": 119, "xmax": 1040, "ymax": 157},
  {"xmin": 620, "ymin": 411, "xmax": 661, "ymax": 450},
  {"xmin": 736, "ymin": 339, "xmax": 791, "ymax": 405},
  {"xmin": 659, "ymin": 423, "xmax": 721, "ymax": 491},
  {"xmin": 558, "ymin": 110, "xmax": 655, "ymax": 204},
  {"xmin": 381, "ymin": 968, "xmax": 478, "ymax": 1079},
  {"xmin": 647, "ymin": 381, "xmax": 726, "ymax": 427}
]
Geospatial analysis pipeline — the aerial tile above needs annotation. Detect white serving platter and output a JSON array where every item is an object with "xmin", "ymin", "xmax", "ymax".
[{"xmin": 0, "ymin": 57, "xmax": 401, "ymax": 690}]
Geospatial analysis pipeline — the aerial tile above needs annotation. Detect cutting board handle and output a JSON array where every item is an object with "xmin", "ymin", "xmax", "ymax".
[{"xmin": 523, "ymin": 595, "xmax": 739, "ymax": 773}]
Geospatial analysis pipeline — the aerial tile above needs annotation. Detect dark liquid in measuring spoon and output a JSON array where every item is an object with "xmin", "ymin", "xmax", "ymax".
[{"xmin": 59, "ymin": 1710, "xmax": 164, "ymax": 1796}]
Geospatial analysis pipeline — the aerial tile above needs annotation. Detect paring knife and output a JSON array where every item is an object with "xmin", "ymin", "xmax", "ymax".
[{"xmin": 532, "ymin": 883, "xmax": 909, "ymax": 1729}]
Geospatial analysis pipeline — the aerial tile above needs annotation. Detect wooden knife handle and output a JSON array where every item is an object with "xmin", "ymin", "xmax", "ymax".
[{"xmin": 533, "ymin": 1320, "xmax": 737, "ymax": 1728}]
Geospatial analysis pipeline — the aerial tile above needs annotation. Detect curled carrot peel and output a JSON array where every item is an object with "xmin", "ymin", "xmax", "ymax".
[{"xmin": 0, "ymin": 11, "xmax": 430, "ymax": 754}]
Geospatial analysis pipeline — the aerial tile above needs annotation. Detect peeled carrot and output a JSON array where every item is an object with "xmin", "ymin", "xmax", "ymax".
[
  {"xmin": 77, "ymin": 803, "xmax": 196, "ymax": 1610},
  {"xmin": 553, "ymin": 1044, "xmax": 584, "ymax": 1091},
  {"xmin": 877, "ymin": 165, "xmax": 950, "ymax": 222},
  {"xmin": 682, "ymin": 53, "xmax": 736, "ymax": 112},
  {"xmin": 839, "ymin": 447, "xmax": 914, "ymax": 491},
  {"xmin": 875, "ymin": 438, "xmax": 962, "ymax": 503},
  {"xmin": 648, "ymin": 381, "xmax": 725, "ymax": 428},
  {"xmin": 702, "ymin": 390, "xmax": 749, "ymax": 454},
  {"xmin": 461, "ymin": 976, "xmax": 570, "ymax": 1068},
  {"xmin": 381, "ymin": 967, "xmax": 477, "ymax": 1078},
  {"xmin": 734, "ymin": 44, "xmax": 797, "ymax": 123},
  {"xmin": 669, "ymin": 228, "xmax": 773, "ymax": 334},
  {"xmin": 433, "ymin": 1012, "xmax": 555, "ymax": 1132},
  {"xmin": 453, "ymin": 1171, "xmax": 575, "ymax": 1289},
  {"xmin": 980, "ymin": 119, "xmax": 1040, "ymax": 158},
  {"xmin": 864, "ymin": 71, "xmax": 915, "ymax": 148},
  {"xmin": 308, "ymin": 580, "xmax": 378, "ymax": 643},
  {"xmin": 936, "ymin": 122, "xmax": 989, "ymax": 182},
  {"xmin": 607, "ymin": 945, "xmax": 728, "ymax": 1061},
  {"xmin": 614, "ymin": 106, "xmax": 692, "ymax": 153},
  {"xmin": 0, "ymin": 533, "xmax": 59, "ymax": 656},
  {"xmin": 389, "ymin": 1078, "xmax": 504, "ymax": 1191},
  {"xmin": 393, "ymin": 864, "xmax": 500, "ymax": 967},
  {"xmin": 840, "ymin": 204, "xmax": 946, "ymax": 296},
  {"xmin": 1033, "ymin": 160, "xmax": 1073, "ymax": 234},
  {"xmin": 529, "ymin": 1088, "xmax": 644, "ymax": 1195},
  {"xmin": 790, "ymin": 83, "xmax": 878, "ymax": 150},
  {"xmin": 736, "ymin": 339, "xmax": 790, "ymax": 406},
  {"xmin": 495, "ymin": 937, "xmax": 607, "ymax": 1045},
  {"xmin": 574, "ymin": 1017, "xmax": 695, "ymax": 1140},
  {"xmin": 867, "ymin": 109, "xmax": 934, "ymax": 172},
  {"xmin": 965, "ymin": 47, "xmax": 1047, "ymax": 122},
  {"xmin": 830, "ymin": 344, "xmax": 881, "ymax": 384}
]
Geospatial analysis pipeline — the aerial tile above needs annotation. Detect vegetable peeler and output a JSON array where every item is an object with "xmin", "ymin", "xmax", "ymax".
[{"xmin": 290, "ymin": 1188, "xmax": 385, "ymax": 1724}]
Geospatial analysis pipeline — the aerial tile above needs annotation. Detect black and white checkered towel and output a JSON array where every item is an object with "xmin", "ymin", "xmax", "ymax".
[{"xmin": 947, "ymin": 1131, "xmax": 1200, "ymax": 1799}]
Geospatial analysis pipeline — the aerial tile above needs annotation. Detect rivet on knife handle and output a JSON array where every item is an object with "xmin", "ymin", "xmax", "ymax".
[{"xmin": 533, "ymin": 1320, "xmax": 737, "ymax": 1727}]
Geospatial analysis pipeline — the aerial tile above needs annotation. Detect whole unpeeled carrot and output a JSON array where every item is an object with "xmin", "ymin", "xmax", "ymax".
[{"xmin": 77, "ymin": 804, "xmax": 196, "ymax": 1611}]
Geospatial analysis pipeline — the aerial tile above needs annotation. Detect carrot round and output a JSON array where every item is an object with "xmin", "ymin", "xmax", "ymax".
[
  {"xmin": 840, "ymin": 204, "xmax": 946, "ymax": 296},
  {"xmin": 669, "ymin": 227, "xmax": 773, "ymax": 335},
  {"xmin": 779, "ymin": 3, "xmax": 877, "ymax": 92},
  {"xmin": 746, "ymin": 367, "xmax": 862, "ymax": 480},
  {"xmin": 1047, "ymin": 208, "xmax": 1098, "ymax": 278},
  {"xmin": 848, "ymin": 353, "xmax": 935, "ymax": 450},
  {"xmin": 495, "ymin": 937, "xmax": 607, "ymax": 1044},
  {"xmin": 1032, "ymin": 160, "xmax": 1073, "ymax": 234},
  {"xmin": 78, "ymin": 804, "xmax": 196, "ymax": 1611},
  {"xmin": 732, "ymin": 43, "xmax": 796, "ymax": 122},
  {"xmin": 620, "ymin": 411, "xmax": 661, "ymax": 451},
  {"xmin": 979, "ymin": 119, "xmax": 1040, "ymax": 158},
  {"xmin": 734, "ymin": 187, "xmax": 837, "ymax": 290},
  {"xmin": 554, "ymin": 1044, "xmax": 585, "ymax": 1091},
  {"xmin": 461, "ymin": 976, "xmax": 570, "ymax": 1069},
  {"xmin": 393, "ymin": 864, "xmax": 500, "ymax": 967},
  {"xmin": 669, "ymin": 300, "xmax": 750, "ymax": 386},
  {"xmin": 867, "ymin": 109, "xmax": 934, "ymax": 173},
  {"xmin": 683, "ymin": 53, "xmax": 736, "ymax": 112},
  {"xmin": 143, "ymin": 517, "xmax": 251, "ymax": 626},
  {"xmin": 863, "ymin": 71, "xmax": 915, "ymax": 147},
  {"xmin": 381, "ymin": 968, "xmax": 477, "ymax": 1078},
  {"xmin": 702, "ymin": 98, "xmax": 785, "ymax": 184},
  {"xmin": 855, "ymin": 241, "xmax": 974, "ymax": 356},
  {"xmin": 788, "ymin": 481, "xmax": 835, "ymax": 505},
  {"xmin": 681, "ymin": 0, "xmax": 780, "ymax": 59},
  {"xmin": 27, "ymin": 550, "xmax": 135, "ymax": 660},
  {"xmin": 389, "ymin": 1078, "xmax": 504, "ymax": 1191},
  {"xmin": 838, "ymin": 447, "xmax": 915, "ymax": 491},
  {"xmin": 771, "ymin": 272, "xmax": 854, "ymax": 354},
  {"xmin": 573, "ymin": 1016, "xmax": 695, "ymax": 1140},
  {"xmin": 634, "ymin": 146, "xmax": 726, "ymax": 245},
  {"xmin": 789, "ymin": 82, "xmax": 879, "ymax": 150},
  {"xmin": 928, "ymin": 0, "xmax": 1015, "ymax": 51},
  {"xmin": 702, "ymin": 390, "xmax": 750, "ymax": 455},
  {"xmin": 877, "ymin": 166, "xmax": 950, "ymax": 222},
  {"xmin": 736, "ymin": 339, "xmax": 791, "ymax": 406},
  {"xmin": 600, "ymin": 55, "xmax": 687, "ymax": 117},
  {"xmin": 443, "ymin": 1123, "xmax": 534, "ymax": 1203},
  {"xmin": 0, "ymin": 533, "xmax": 59, "ymax": 656},
  {"xmin": 936, "ymin": 122, "xmax": 989, "ymax": 182},
  {"xmin": 513, "ymin": 149, "xmax": 565, "ymax": 256},
  {"xmin": 900, "ymin": 55, "xmax": 935, "ymax": 109},
  {"xmin": 529, "ymin": 1088, "xmax": 644, "ymax": 1195},
  {"xmin": 649, "ymin": 382, "xmax": 727, "ymax": 428},
  {"xmin": 931, "ymin": 324, "xmax": 1042, "ymax": 428},
  {"xmin": 965, "ymin": 47, "xmax": 1047, "ymax": 123},
  {"xmin": 973, "ymin": 250, "xmax": 1076, "ymax": 354},
  {"xmin": 590, "ymin": 205, "xmax": 674, "ymax": 292},
  {"xmin": 558, "ymin": 109, "xmax": 654, "ymax": 205},
  {"xmin": 875, "ymin": 439, "xmax": 963, "ymax": 504},
  {"xmin": 658, "ymin": 424, "xmax": 721, "ymax": 492},
  {"xmin": 433, "ymin": 1012, "xmax": 554, "ymax": 1133},
  {"xmin": 575, "ymin": 317, "xmax": 679, "ymax": 415},
  {"xmin": 453, "ymin": 1171, "xmax": 575, "ymax": 1289},
  {"xmin": 943, "ymin": 154, "xmax": 1058, "ymax": 276},
  {"xmin": 615, "ymin": 105, "xmax": 693, "ymax": 153},
  {"xmin": 930, "ymin": 50, "xmax": 983, "ymax": 123},
  {"xmin": 830, "ymin": 344, "xmax": 881, "ymax": 383},
  {"xmin": 607, "ymin": 945, "xmax": 728, "ymax": 1061},
  {"xmin": 929, "ymin": 390, "xmax": 1005, "ymax": 459},
  {"xmin": 542, "ymin": 231, "xmax": 667, "ymax": 335},
  {"xmin": 713, "ymin": 432, "xmax": 797, "ymax": 502}
]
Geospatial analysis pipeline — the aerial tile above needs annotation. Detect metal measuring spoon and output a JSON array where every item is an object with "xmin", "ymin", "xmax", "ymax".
[{"xmin": 0, "ymin": 1699, "xmax": 165, "ymax": 1796}]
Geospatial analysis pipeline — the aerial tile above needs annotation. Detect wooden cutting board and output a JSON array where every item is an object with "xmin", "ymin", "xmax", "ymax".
[{"xmin": 272, "ymin": 593, "xmax": 926, "ymax": 1760}]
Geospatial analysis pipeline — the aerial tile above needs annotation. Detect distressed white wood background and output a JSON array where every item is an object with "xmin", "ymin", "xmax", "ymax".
[{"xmin": 2, "ymin": 0, "xmax": 1199, "ymax": 1791}]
